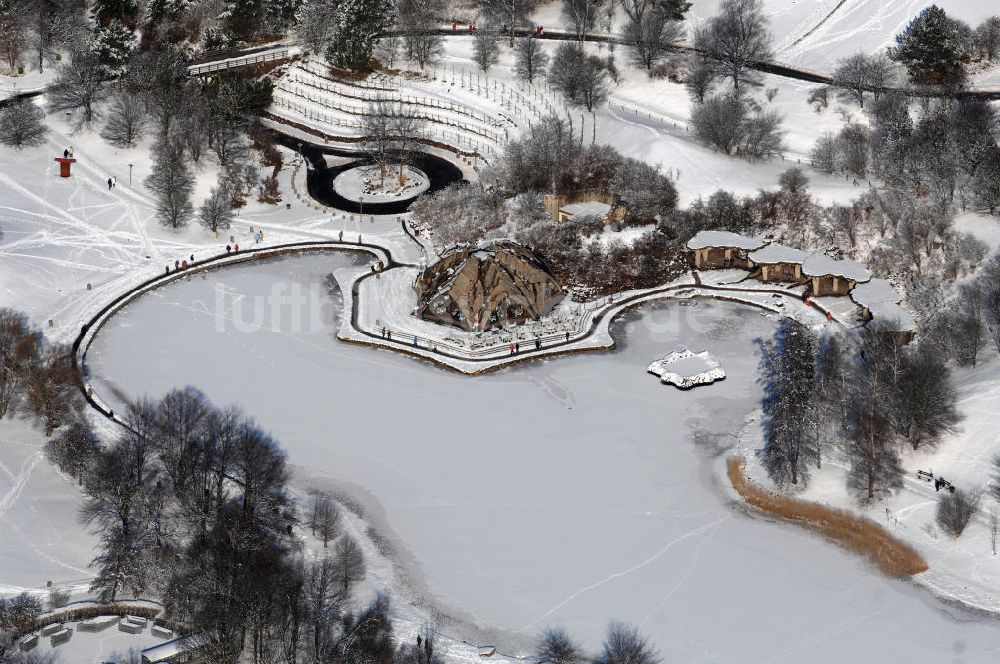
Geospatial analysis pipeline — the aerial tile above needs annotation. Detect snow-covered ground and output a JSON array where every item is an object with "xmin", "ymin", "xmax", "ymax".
[
  {"xmin": 81, "ymin": 253, "xmax": 1000, "ymax": 661},
  {"xmin": 687, "ymin": 0, "xmax": 998, "ymax": 73}
]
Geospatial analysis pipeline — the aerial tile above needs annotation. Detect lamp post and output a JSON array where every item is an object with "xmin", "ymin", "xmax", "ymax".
[{"xmin": 128, "ymin": 163, "xmax": 133, "ymax": 188}]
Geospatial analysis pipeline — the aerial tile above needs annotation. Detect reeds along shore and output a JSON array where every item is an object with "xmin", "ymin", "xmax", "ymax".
[{"xmin": 727, "ymin": 457, "xmax": 928, "ymax": 577}]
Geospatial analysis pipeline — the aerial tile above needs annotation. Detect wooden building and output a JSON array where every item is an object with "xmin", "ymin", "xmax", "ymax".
[
  {"xmin": 801, "ymin": 255, "xmax": 871, "ymax": 296},
  {"xmin": 849, "ymin": 278, "xmax": 915, "ymax": 343},
  {"xmin": 685, "ymin": 231, "xmax": 766, "ymax": 270},
  {"xmin": 747, "ymin": 244, "xmax": 809, "ymax": 283}
]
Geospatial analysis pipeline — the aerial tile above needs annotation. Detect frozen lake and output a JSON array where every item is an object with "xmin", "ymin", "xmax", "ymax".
[{"xmin": 86, "ymin": 253, "xmax": 1000, "ymax": 662}]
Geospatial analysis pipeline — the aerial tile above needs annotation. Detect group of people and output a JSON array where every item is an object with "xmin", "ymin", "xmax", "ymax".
[
  {"xmin": 165, "ymin": 254, "xmax": 197, "ymax": 274},
  {"xmin": 107, "ymin": 176, "xmax": 118, "ymax": 190}
]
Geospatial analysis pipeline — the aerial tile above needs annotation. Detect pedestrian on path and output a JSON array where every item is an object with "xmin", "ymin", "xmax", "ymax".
[
  {"xmin": 535, "ymin": 337, "xmax": 541, "ymax": 350},
  {"xmin": 338, "ymin": 230, "xmax": 343, "ymax": 242},
  {"xmin": 565, "ymin": 331, "xmax": 569, "ymax": 342},
  {"xmin": 181, "ymin": 259, "xmax": 188, "ymax": 270},
  {"xmin": 174, "ymin": 260, "xmax": 180, "ymax": 270},
  {"xmin": 515, "ymin": 342, "xmax": 519, "ymax": 353},
  {"xmin": 69, "ymin": 146, "xmax": 74, "ymax": 157},
  {"xmin": 107, "ymin": 177, "xmax": 113, "ymax": 190},
  {"xmin": 234, "ymin": 243, "xmax": 239, "ymax": 252},
  {"xmin": 509, "ymin": 343, "xmax": 515, "ymax": 356},
  {"xmin": 226, "ymin": 245, "xmax": 232, "ymax": 254},
  {"xmin": 63, "ymin": 148, "xmax": 69, "ymax": 158},
  {"xmin": 112, "ymin": 176, "xmax": 117, "ymax": 188}
]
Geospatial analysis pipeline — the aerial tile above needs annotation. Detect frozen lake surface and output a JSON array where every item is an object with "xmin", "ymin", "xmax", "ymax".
[{"xmin": 86, "ymin": 253, "xmax": 1000, "ymax": 661}]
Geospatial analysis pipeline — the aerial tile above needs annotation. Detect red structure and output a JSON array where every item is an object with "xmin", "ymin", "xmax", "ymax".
[{"xmin": 54, "ymin": 157, "xmax": 77, "ymax": 177}]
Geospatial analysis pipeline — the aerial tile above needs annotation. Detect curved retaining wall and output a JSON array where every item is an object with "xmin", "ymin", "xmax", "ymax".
[{"xmin": 72, "ymin": 241, "xmax": 392, "ymax": 424}]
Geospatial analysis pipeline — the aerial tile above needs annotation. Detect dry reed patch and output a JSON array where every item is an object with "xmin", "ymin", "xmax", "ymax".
[{"xmin": 727, "ymin": 457, "xmax": 928, "ymax": 577}]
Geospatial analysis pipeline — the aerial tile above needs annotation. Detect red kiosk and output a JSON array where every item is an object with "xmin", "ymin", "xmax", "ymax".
[{"xmin": 54, "ymin": 157, "xmax": 77, "ymax": 177}]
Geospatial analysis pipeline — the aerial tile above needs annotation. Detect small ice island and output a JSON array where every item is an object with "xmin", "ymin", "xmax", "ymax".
[{"xmin": 647, "ymin": 350, "xmax": 726, "ymax": 389}]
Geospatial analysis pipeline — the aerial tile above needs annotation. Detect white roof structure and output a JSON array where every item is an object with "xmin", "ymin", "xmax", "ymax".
[
  {"xmin": 560, "ymin": 201, "xmax": 611, "ymax": 218},
  {"xmin": 142, "ymin": 636, "xmax": 197, "ymax": 663},
  {"xmin": 686, "ymin": 230, "xmax": 766, "ymax": 251},
  {"xmin": 802, "ymin": 255, "xmax": 871, "ymax": 282},
  {"xmin": 849, "ymin": 278, "xmax": 914, "ymax": 332},
  {"xmin": 850, "ymin": 278, "xmax": 903, "ymax": 308},
  {"xmin": 868, "ymin": 301, "xmax": 916, "ymax": 332},
  {"xmin": 748, "ymin": 243, "xmax": 809, "ymax": 265}
]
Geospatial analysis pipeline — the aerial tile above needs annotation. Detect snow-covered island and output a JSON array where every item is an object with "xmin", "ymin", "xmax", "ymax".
[{"xmin": 647, "ymin": 349, "xmax": 726, "ymax": 389}]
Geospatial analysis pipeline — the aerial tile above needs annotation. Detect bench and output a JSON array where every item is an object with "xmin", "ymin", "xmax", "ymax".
[
  {"xmin": 40, "ymin": 623, "xmax": 64, "ymax": 636},
  {"xmin": 118, "ymin": 618, "xmax": 143, "ymax": 634},
  {"xmin": 151, "ymin": 625, "xmax": 173, "ymax": 638},
  {"xmin": 125, "ymin": 614, "xmax": 149, "ymax": 627},
  {"xmin": 78, "ymin": 615, "xmax": 119, "ymax": 632},
  {"xmin": 18, "ymin": 633, "xmax": 38, "ymax": 651},
  {"xmin": 50, "ymin": 628, "xmax": 72, "ymax": 646}
]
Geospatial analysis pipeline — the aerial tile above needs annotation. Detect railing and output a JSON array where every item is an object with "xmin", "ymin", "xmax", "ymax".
[{"xmin": 188, "ymin": 48, "xmax": 290, "ymax": 76}]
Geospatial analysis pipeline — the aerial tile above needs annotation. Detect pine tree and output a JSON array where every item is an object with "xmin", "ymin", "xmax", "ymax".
[
  {"xmin": 324, "ymin": 0, "xmax": 393, "ymax": 72},
  {"xmin": 756, "ymin": 318, "xmax": 817, "ymax": 487},
  {"xmin": 91, "ymin": 19, "xmax": 136, "ymax": 74},
  {"xmin": 889, "ymin": 5, "xmax": 971, "ymax": 84}
]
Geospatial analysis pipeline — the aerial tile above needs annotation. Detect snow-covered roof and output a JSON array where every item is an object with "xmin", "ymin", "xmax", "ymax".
[
  {"xmin": 686, "ymin": 230, "xmax": 766, "ymax": 251},
  {"xmin": 748, "ymin": 243, "xmax": 809, "ymax": 265},
  {"xmin": 801, "ymin": 255, "xmax": 871, "ymax": 282},
  {"xmin": 850, "ymin": 278, "xmax": 902, "ymax": 308},
  {"xmin": 560, "ymin": 201, "xmax": 611, "ymax": 218},
  {"xmin": 868, "ymin": 301, "xmax": 915, "ymax": 332},
  {"xmin": 142, "ymin": 636, "xmax": 198, "ymax": 663}
]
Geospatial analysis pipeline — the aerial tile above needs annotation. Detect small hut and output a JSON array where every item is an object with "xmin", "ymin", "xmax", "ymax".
[
  {"xmin": 748, "ymin": 244, "xmax": 809, "ymax": 283},
  {"xmin": 414, "ymin": 242, "xmax": 565, "ymax": 332},
  {"xmin": 849, "ymin": 278, "xmax": 915, "ymax": 343},
  {"xmin": 801, "ymin": 255, "xmax": 871, "ymax": 296},
  {"xmin": 557, "ymin": 200, "xmax": 628, "ymax": 224},
  {"xmin": 686, "ymin": 231, "xmax": 766, "ymax": 270}
]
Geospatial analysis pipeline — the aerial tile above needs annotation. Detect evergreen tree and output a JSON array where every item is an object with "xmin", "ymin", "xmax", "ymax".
[
  {"xmin": 324, "ymin": 0, "xmax": 393, "ymax": 72},
  {"xmin": 91, "ymin": 0, "xmax": 138, "ymax": 27},
  {"xmin": 92, "ymin": 19, "xmax": 136, "ymax": 75},
  {"xmin": 889, "ymin": 5, "xmax": 971, "ymax": 84},
  {"xmin": 756, "ymin": 319, "xmax": 817, "ymax": 487}
]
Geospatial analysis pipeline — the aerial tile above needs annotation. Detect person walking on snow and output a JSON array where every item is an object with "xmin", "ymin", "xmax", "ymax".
[
  {"xmin": 63, "ymin": 148, "xmax": 69, "ymax": 158},
  {"xmin": 107, "ymin": 178, "xmax": 113, "ymax": 190},
  {"xmin": 112, "ymin": 176, "xmax": 117, "ymax": 188}
]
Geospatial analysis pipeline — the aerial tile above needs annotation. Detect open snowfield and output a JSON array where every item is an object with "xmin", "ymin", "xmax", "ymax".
[{"xmin": 80, "ymin": 252, "xmax": 1000, "ymax": 662}]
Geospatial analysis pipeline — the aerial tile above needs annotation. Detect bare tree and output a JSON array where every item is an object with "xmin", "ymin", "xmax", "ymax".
[
  {"xmin": 48, "ymin": 49, "xmax": 109, "ymax": 127},
  {"xmin": 45, "ymin": 419, "xmax": 99, "ymax": 483},
  {"xmin": 514, "ymin": 33, "xmax": 548, "ymax": 83},
  {"xmin": 101, "ymin": 92, "xmax": 146, "ymax": 147},
  {"xmin": 199, "ymin": 187, "xmax": 233, "ymax": 235},
  {"xmin": 536, "ymin": 627, "xmax": 583, "ymax": 664},
  {"xmin": 398, "ymin": 0, "xmax": 443, "ymax": 69},
  {"xmin": 363, "ymin": 97, "xmax": 396, "ymax": 187},
  {"xmin": 549, "ymin": 43, "xmax": 610, "ymax": 111},
  {"xmin": 0, "ymin": 98, "xmax": 47, "ymax": 148},
  {"xmin": 562, "ymin": 0, "xmax": 603, "ymax": 43},
  {"xmin": 684, "ymin": 57, "xmax": 715, "ymax": 102},
  {"xmin": 594, "ymin": 623, "xmax": 659, "ymax": 664},
  {"xmin": 621, "ymin": 7, "xmax": 681, "ymax": 73},
  {"xmin": 145, "ymin": 139, "xmax": 194, "ymax": 229},
  {"xmin": 23, "ymin": 343, "xmax": 79, "ymax": 436},
  {"xmin": 473, "ymin": 26, "xmax": 501, "ymax": 72},
  {"xmin": 297, "ymin": 0, "xmax": 337, "ymax": 55},
  {"xmin": 0, "ymin": 308, "xmax": 40, "ymax": 420},
  {"xmin": 936, "ymin": 488, "xmax": 981, "ymax": 538},
  {"xmin": 310, "ymin": 493, "xmax": 340, "ymax": 547},
  {"xmin": 332, "ymin": 535, "xmax": 365, "ymax": 593},
  {"xmin": 693, "ymin": 0, "xmax": 772, "ymax": 92}
]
